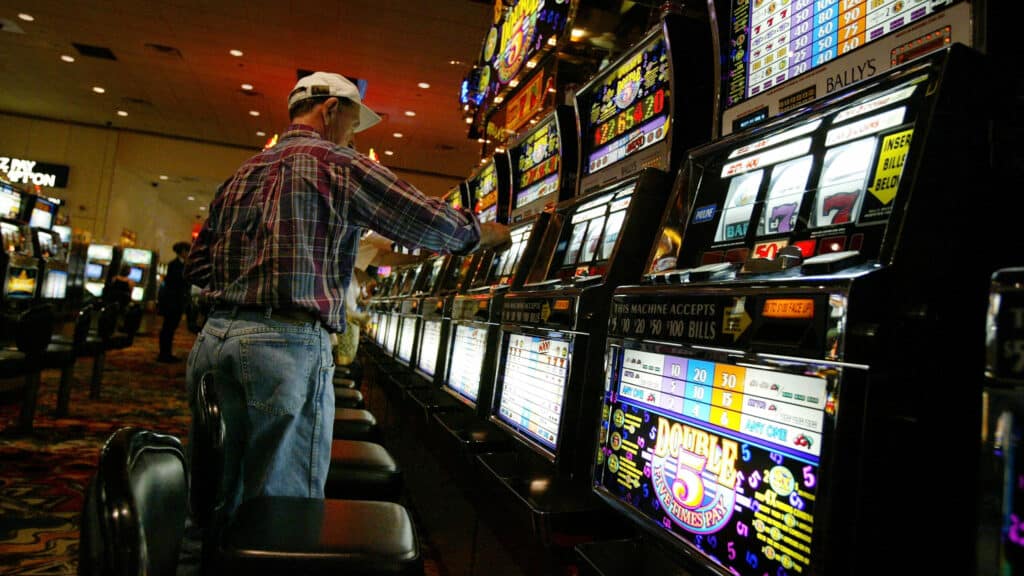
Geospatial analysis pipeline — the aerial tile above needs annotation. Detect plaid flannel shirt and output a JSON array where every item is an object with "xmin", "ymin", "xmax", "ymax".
[{"xmin": 185, "ymin": 124, "xmax": 480, "ymax": 332}]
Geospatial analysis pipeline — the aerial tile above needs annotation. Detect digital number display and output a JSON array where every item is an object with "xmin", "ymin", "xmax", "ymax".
[
  {"xmin": 511, "ymin": 116, "xmax": 561, "ymax": 217},
  {"xmin": 496, "ymin": 334, "xmax": 571, "ymax": 453},
  {"xmin": 731, "ymin": 0, "xmax": 956, "ymax": 104},
  {"xmin": 417, "ymin": 320, "xmax": 442, "ymax": 376},
  {"xmin": 447, "ymin": 324, "xmax": 488, "ymax": 405},
  {"xmin": 582, "ymin": 35, "xmax": 671, "ymax": 175},
  {"xmin": 470, "ymin": 162, "xmax": 500, "ymax": 223},
  {"xmin": 595, "ymin": 346, "xmax": 831, "ymax": 575}
]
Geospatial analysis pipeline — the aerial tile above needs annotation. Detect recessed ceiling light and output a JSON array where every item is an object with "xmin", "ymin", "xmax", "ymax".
[
  {"xmin": 448, "ymin": 59, "xmax": 463, "ymax": 65},
  {"xmin": 384, "ymin": 150, "xmax": 394, "ymax": 156},
  {"xmin": 404, "ymin": 110, "xmax": 416, "ymax": 117},
  {"xmin": 159, "ymin": 175, "xmax": 169, "ymax": 180},
  {"xmin": 256, "ymin": 130, "xmax": 266, "ymax": 137},
  {"xmin": 17, "ymin": 13, "xmax": 34, "ymax": 22},
  {"xmin": 392, "ymin": 132, "xmax": 403, "ymax": 138},
  {"xmin": 241, "ymin": 83, "xmax": 253, "ymax": 90},
  {"xmin": 477, "ymin": 138, "xmax": 485, "ymax": 143},
  {"xmin": 571, "ymin": 28, "xmax": 586, "ymax": 40},
  {"xmin": 60, "ymin": 54, "xmax": 75, "ymax": 63},
  {"xmin": 187, "ymin": 195, "xmax": 195, "ymax": 201},
  {"xmin": 229, "ymin": 49, "xmax": 244, "ymax": 57},
  {"xmin": 417, "ymin": 82, "xmax": 430, "ymax": 89},
  {"xmin": 199, "ymin": 206, "xmax": 207, "ymax": 211},
  {"xmin": 249, "ymin": 110, "xmax": 260, "ymax": 116},
  {"xmin": 116, "ymin": 110, "xmax": 128, "ymax": 117},
  {"xmin": 464, "ymin": 117, "xmax": 474, "ymax": 124},
  {"xmin": 92, "ymin": 86, "xmax": 106, "ymax": 94}
]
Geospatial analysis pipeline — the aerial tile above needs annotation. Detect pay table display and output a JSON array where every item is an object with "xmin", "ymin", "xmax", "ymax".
[
  {"xmin": 446, "ymin": 324, "xmax": 489, "ymax": 405},
  {"xmin": 417, "ymin": 319, "xmax": 442, "ymax": 377},
  {"xmin": 494, "ymin": 334, "xmax": 572, "ymax": 455},
  {"xmin": 596, "ymin": 346, "xmax": 831, "ymax": 575},
  {"xmin": 398, "ymin": 316, "xmax": 417, "ymax": 363}
]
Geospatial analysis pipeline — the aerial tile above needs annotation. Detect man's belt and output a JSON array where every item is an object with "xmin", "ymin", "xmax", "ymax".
[{"xmin": 212, "ymin": 304, "xmax": 320, "ymax": 325}]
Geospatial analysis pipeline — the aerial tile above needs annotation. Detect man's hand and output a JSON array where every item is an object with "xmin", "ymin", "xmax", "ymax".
[{"xmin": 477, "ymin": 222, "xmax": 512, "ymax": 252}]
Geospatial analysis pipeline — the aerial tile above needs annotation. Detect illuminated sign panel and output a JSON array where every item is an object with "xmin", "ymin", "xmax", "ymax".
[
  {"xmin": 511, "ymin": 115, "xmax": 561, "ymax": 217},
  {"xmin": 470, "ymin": 162, "xmax": 500, "ymax": 223}
]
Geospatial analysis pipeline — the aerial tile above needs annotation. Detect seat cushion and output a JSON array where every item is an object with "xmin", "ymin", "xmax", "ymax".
[
  {"xmin": 42, "ymin": 343, "xmax": 75, "ymax": 366},
  {"xmin": 107, "ymin": 334, "xmax": 131, "ymax": 349},
  {"xmin": 326, "ymin": 440, "xmax": 403, "ymax": 502},
  {"xmin": 222, "ymin": 497, "xmax": 421, "ymax": 575},
  {"xmin": 0, "ymin": 349, "xmax": 27, "ymax": 378},
  {"xmin": 334, "ymin": 387, "xmax": 364, "ymax": 409},
  {"xmin": 333, "ymin": 376, "xmax": 358, "ymax": 390},
  {"xmin": 333, "ymin": 408, "xmax": 380, "ymax": 442}
]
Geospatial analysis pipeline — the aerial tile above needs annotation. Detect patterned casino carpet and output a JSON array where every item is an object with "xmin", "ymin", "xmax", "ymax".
[{"xmin": 0, "ymin": 316, "xmax": 441, "ymax": 575}]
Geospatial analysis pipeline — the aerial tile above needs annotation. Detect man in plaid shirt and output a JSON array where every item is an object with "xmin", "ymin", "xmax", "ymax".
[{"xmin": 179, "ymin": 72, "xmax": 509, "ymax": 565}]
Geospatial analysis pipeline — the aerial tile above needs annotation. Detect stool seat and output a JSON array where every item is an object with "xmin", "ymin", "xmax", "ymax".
[
  {"xmin": 0, "ymin": 348, "xmax": 27, "ymax": 377},
  {"xmin": 43, "ymin": 342, "xmax": 75, "ymax": 365},
  {"xmin": 334, "ymin": 376, "xmax": 358, "ymax": 390},
  {"xmin": 335, "ymin": 387, "xmax": 365, "ymax": 409},
  {"xmin": 327, "ymin": 439, "xmax": 403, "ymax": 502},
  {"xmin": 334, "ymin": 408, "xmax": 381, "ymax": 442},
  {"xmin": 222, "ymin": 497, "xmax": 421, "ymax": 575}
]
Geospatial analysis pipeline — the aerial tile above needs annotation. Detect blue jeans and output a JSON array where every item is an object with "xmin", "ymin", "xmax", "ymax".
[{"xmin": 177, "ymin": 309, "xmax": 335, "ymax": 574}]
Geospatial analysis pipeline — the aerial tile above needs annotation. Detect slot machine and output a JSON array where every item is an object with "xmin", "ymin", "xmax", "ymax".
[
  {"xmin": 979, "ymin": 269, "xmax": 1024, "ymax": 575},
  {"xmin": 22, "ymin": 194, "xmax": 60, "ymax": 230},
  {"xmin": 32, "ymin": 228, "xmax": 70, "ymax": 308},
  {"xmin": 1, "ymin": 219, "xmax": 40, "ymax": 310},
  {"xmin": 0, "ymin": 181, "xmax": 26, "ymax": 221},
  {"xmin": 368, "ymin": 267, "xmax": 395, "ymax": 349},
  {"xmin": 583, "ymin": 3, "xmax": 1004, "ymax": 575},
  {"xmin": 405, "ymin": 154, "xmax": 512, "ymax": 410},
  {"xmin": 434, "ymin": 106, "xmax": 575, "ymax": 451},
  {"xmin": 475, "ymin": 9, "xmax": 717, "ymax": 548},
  {"xmin": 119, "ymin": 248, "xmax": 157, "ymax": 303},
  {"xmin": 83, "ymin": 244, "xmax": 117, "ymax": 299}
]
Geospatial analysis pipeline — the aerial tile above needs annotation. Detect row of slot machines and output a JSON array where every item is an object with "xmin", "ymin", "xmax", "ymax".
[
  {"xmin": 0, "ymin": 180, "xmax": 158, "ymax": 313},
  {"xmin": 368, "ymin": 1, "xmax": 1019, "ymax": 574}
]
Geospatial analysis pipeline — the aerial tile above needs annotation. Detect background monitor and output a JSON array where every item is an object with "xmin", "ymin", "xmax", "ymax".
[
  {"xmin": 445, "ymin": 324, "xmax": 488, "ymax": 405},
  {"xmin": 5, "ymin": 265, "xmax": 38, "ymax": 299},
  {"xmin": 85, "ymin": 262, "xmax": 104, "ymax": 280},
  {"xmin": 51, "ymin": 224, "xmax": 72, "ymax": 244},
  {"xmin": 493, "ymin": 333, "xmax": 571, "ymax": 456},
  {"xmin": 127, "ymin": 266, "xmax": 144, "ymax": 283},
  {"xmin": 398, "ymin": 317, "xmax": 417, "ymax": 362},
  {"xmin": 84, "ymin": 281, "xmax": 104, "ymax": 297},
  {"xmin": 0, "ymin": 183, "xmax": 22, "ymax": 220},
  {"xmin": 121, "ymin": 248, "xmax": 153, "ymax": 265},
  {"xmin": 416, "ymin": 319, "xmax": 442, "ymax": 377},
  {"xmin": 86, "ymin": 244, "xmax": 114, "ymax": 263},
  {"xmin": 29, "ymin": 203, "xmax": 55, "ymax": 229},
  {"xmin": 130, "ymin": 285, "xmax": 145, "ymax": 302}
]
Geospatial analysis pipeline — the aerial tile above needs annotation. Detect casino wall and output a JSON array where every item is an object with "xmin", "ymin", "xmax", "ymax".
[{"xmin": 0, "ymin": 111, "xmax": 459, "ymax": 255}]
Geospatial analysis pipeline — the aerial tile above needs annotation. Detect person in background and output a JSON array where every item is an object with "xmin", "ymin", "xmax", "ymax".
[
  {"xmin": 157, "ymin": 241, "xmax": 191, "ymax": 363},
  {"xmin": 105, "ymin": 264, "xmax": 134, "ymax": 309},
  {"xmin": 178, "ymin": 71, "xmax": 510, "ymax": 574}
]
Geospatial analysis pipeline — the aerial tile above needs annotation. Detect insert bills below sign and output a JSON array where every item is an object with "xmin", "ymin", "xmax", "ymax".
[{"xmin": 0, "ymin": 157, "xmax": 70, "ymax": 188}]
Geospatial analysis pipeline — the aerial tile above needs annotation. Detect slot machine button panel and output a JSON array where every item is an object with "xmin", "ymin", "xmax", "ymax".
[{"xmin": 801, "ymin": 250, "xmax": 864, "ymax": 275}]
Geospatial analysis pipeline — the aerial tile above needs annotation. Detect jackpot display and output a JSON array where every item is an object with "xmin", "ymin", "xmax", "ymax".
[
  {"xmin": 446, "ymin": 324, "xmax": 488, "ymax": 405},
  {"xmin": 494, "ymin": 334, "xmax": 571, "ymax": 455},
  {"xmin": 595, "ymin": 345, "xmax": 831, "ymax": 575},
  {"xmin": 579, "ymin": 34, "xmax": 670, "ymax": 176},
  {"xmin": 510, "ymin": 114, "xmax": 562, "ymax": 220},
  {"xmin": 470, "ymin": 162, "xmax": 500, "ymax": 224}
]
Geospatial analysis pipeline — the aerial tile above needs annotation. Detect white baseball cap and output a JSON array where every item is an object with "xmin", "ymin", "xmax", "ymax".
[{"xmin": 288, "ymin": 72, "xmax": 381, "ymax": 133}]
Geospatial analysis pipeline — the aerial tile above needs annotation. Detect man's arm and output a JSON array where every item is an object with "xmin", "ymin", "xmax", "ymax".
[{"xmin": 345, "ymin": 155, "xmax": 482, "ymax": 254}]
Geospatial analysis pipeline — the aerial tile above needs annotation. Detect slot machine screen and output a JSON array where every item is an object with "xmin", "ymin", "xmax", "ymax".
[
  {"xmin": 446, "ymin": 324, "xmax": 488, "ymax": 405},
  {"xmin": 87, "ymin": 244, "xmax": 114, "ymax": 264},
  {"xmin": 127, "ymin": 266, "xmax": 144, "ymax": 283},
  {"xmin": 417, "ymin": 319, "xmax": 442, "ymax": 377},
  {"xmin": 655, "ymin": 70, "xmax": 927, "ymax": 270},
  {"xmin": 1, "ymin": 221, "xmax": 27, "ymax": 254},
  {"xmin": 594, "ymin": 344, "xmax": 832, "ymax": 575},
  {"xmin": 398, "ymin": 316, "xmax": 417, "ymax": 363},
  {"xmin": 385, "ymin": 313, "xmax": 400, "ymax": 354},
  {"xmin": 470, "ymin": 161, "xmax": 500, "ymax": 224},
  {"xmin": 52, "ymin": 225, "xmax": 71, "ymax": 245},
  {"xmin": 493, "ymin": 333, "xmax": 571, "ymax": 456},
  {"xmin": 726, "ymin": 0, "xmax": 962, "ymax": 107},
  {"xmin": 578, "ymin": 33, "xmax": 671, "ymax": 176},
  {"xmin": 0, "ymin": 184, "xmax": 22, "ymax": 220},
  {"xmin": 42, "ymin": 269, "xmax": 68, "ymax": 299},
  {"xmin": 36, "ymin": 232, "xmax": 58, "ymax": 259},
  {"xmin": 121, "ymin": 248, "xmax": 153, "ymax": 265},
  {"xmin": 5, "ymin": 265, "xmax": 37, "ymax": 299},
  {"xmin": 84, "ymin": 281, "xmax": 105, "ymax": 297},
  {"xmin": 421, "ymin": 258, "xmax": 446, "ymax": 295},
  {"xmin": 549, "ymin": 181, "xmax": 634, "ymax": 280},
  {"xmin": 489, "ymin": 222, "xmax": 534, "ymax": 285},
  {"xmin": 130, "ymin": 286, "xmax": 145, "ymax": 302},
  {"xmin": 398, "ymin": 268, "xmax": 418, "ymax": 295},
  {"xmin": 29, "ymin": 198, "xmax": 55, "ymax": 229},
  {"xmin": 85, "ymin": 263, "xmax": 104, "ymax": 280},
  {"xmin": 510, "ymin": 115, "xmax": 562, "ymax": 220}
]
